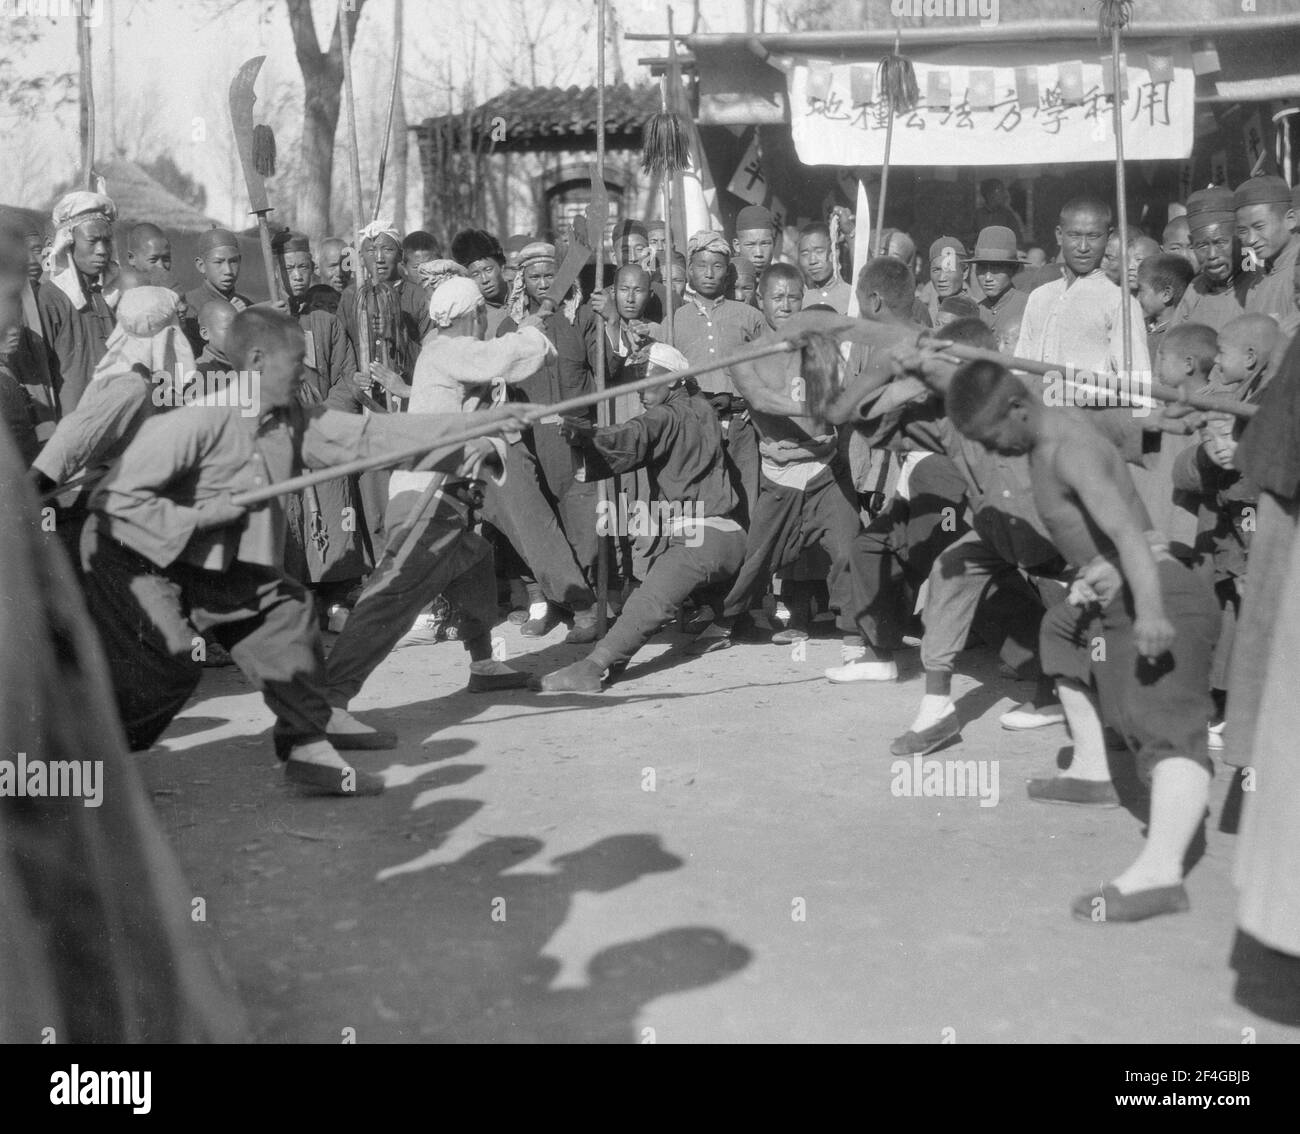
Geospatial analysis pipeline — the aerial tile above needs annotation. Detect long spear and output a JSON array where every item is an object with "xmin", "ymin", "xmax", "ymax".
[
  {"xmin": 874, "ymin": 32, "xmax": 918, "ymax": 256},
  {"xmin": 1102, "ymin": 0, "xmax": 1134, "ymax": 374},
  {"xmin": 371, "ymin": 2, "xmax": 403, "ymax": 222},
  {"xmin": 593, "ymin": 0, "xmax": 611, "ymax": 633},
  {"xmin": 229, "ymin": 336, "xmax": 803, "ymax": 508}
]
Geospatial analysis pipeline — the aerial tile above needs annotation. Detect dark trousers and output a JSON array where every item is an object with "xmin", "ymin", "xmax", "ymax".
[
  {"xmin": 724, "ymin": 414, "xmax": 760, "ymax": 528},
  {"xmin": 849, "ymin": 452, "xmax": 968, "ymax": 650},
  {"xmin": 80, "ymin": 519, "xmax": 331, "ymax": 757},
  {"xmin": 721, "ymin": 465, "xmax": 861, "ymax": 631},
  {"xmin": 482, "ymin": 426, "xmax": 596, "ymax": 609},
  {"xmin": 325, "ymin": 497, "xmax": 498, "ymax": 706},
  {"xmin": 920, "ymin": 528, "xmax": 1069, "ymax": 674},
  {"xmin": 589, "ymin": 526, "xmax": 748, "ymax": 670}
]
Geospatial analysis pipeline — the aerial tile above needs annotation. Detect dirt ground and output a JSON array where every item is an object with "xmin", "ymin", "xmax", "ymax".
[{"xmin": 142, "ymin": 614, "xmax": 1300, "ymax": 1044}]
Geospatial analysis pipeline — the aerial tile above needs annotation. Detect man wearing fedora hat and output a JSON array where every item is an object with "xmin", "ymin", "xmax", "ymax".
[{"xmin": 969, "ymin": 226, "xmax": 1028, "ymax": 354}]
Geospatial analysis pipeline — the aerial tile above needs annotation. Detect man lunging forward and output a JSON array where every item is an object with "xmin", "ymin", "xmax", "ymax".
[{"xmin": 944, "ymin": 357, "xmax": 1220, "ymax": 923}]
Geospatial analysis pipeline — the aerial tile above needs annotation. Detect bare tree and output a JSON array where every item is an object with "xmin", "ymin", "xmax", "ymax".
[{"xmin": 283, "ymin": 0, "xmax": 370, "ymax": 237}]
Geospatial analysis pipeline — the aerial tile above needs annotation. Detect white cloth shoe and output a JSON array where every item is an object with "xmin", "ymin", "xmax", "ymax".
[
  {"xmin": 824, "ymin": 658, "xmax": 899, "ymax": 683},
  {"xmin": 999, "ymin": 701, "xmax": 1066, "ymax": 730},
  {"xmin": 1207, "ymin": 721, "xmax": 1226, "ymax": 751}
]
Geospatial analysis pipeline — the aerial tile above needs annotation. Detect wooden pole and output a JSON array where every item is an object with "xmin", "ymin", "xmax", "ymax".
[
  {"xmin": 372, "ymin": 0, "xmax": 403, "ymax": 222},
  {"xmin": 229, "ymin": 337, "xmax": 801, "ymax": 508},
  {"xmin": 77, "ymin": 15, "xmax": 95, "ymax": 189},
  {"xmin": 339, "ymin": 0, "xmax": 365, "ymax": 239},
  {"xmin": 594, "ymin": 0, "xmax": 611, "ymax": 634},
  {"xmin": 1111, "ymin": 23, "xmax": 1133, "ymax": 374},
  {"xmin": 658, "ymin": 7, "xmax": 678, "ymax": 348}
]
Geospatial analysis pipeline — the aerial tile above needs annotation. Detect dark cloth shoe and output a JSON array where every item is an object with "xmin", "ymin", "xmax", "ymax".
[
  {"xmin": 889, "ymin": 712, "xmax": 961, "ymax": 756},
  {"xmin": 564, "ymin": 608, "xmax": 600, "ymax": 645},
  {"xmin": 533, "ymin": 659, "xmax": 606, "ymax": 693},
  {"xmin": 1071, "ymin": 882, "xmax": 1190, "ymax": 923},
  {"xmin": 1027, "ymin": 776, "xmax": 1120, "ymax": 807},
  {"xmin": 521, "ymin": 606, "xmax": 561, "ymax": 637},
  {"xmin": 687, "ymin": 627, "xmax": 734, "ymax": 655},
  {"xmin": 284, "ymin": 759, "xmax": 385, "ymax": 797},
  {"xmin": 466, "ymin": 665, "xmax": 531, "ymax": 693},
  {"xmin": 771, "ymin": 627, "xmax": 810, "ymax": 645}
]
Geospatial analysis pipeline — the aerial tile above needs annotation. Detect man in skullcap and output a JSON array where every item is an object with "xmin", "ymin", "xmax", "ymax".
[
  {"xmin": 270, "ymin": 229, "xmax": 370, "ymax": 610},
  {"xmin": 0, "ymin": 211, "xmax": 57, "ymax": 439},
  {"xmin": 502, "ymin": 233, "xmax": 534, "ymax": 290},
  {"xmin": 452, "ymin": 228, "xmax": 510, "ymax": 335},
  {"xmin": 652, "ymin": 230, "xmax": 765, "ymax": 524},
  {"xmin": 537, "ymin": 342, "xmax": 746, "ymax": 692},
  {"xmin": 490, "ymin": 239, "xmax": 611, "ymax": 642},
  {"xmin": 36, "ymin": 191, "xmax": 121, "ymax": 414},
  {"xmin": 919, "ymin": 236, "xmax": 973, "ymax": 328},
  {"xmin": 1234, "ymin": 174, "xmax": 1300, "ymax": 324},
  {"xmin": 321, "ymin": 276, "xmax": 553, "ymax": 746},
  {"xmin": 732, "ymin": 205, "xmax": 778, "ymax": 278},
  {"xmin": 1170, "ymin": 186, "xmax": 1251, "ymax": 333},
  {"xmin": 31, "ymin": 285, "xmax": 195, "ymax": 566},
  {"xmin": 183, "ymin": 228, "xmax": 251, "ymax": 350}
]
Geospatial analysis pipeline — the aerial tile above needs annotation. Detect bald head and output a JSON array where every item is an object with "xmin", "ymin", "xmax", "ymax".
[
  {"xmin": 317, "ymin": 237, "xmax": 349, "ymax": 290},
  {"xmin": 126, "ymin": 222, "xmax": 172, "ymax": 285},
  {"xmin": 198, "ymin": 297, "xmax": 238, "ymax": 357},
  {"xmin": 1217, "ymin": 313, "xmax": 1280, "ymax": 386}
]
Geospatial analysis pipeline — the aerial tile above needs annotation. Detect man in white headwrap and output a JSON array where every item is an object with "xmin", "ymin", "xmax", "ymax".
[
  {"xmin": 320, "ymin": 275, "xmax": 554, "ymax": 748},
  {"xmin": 31, "ymin": 285, "xmax": 195, "ymax": 566},
  {"xmin": 535, "ymin": 342, "xmax": 747, "ymax": 692},
  {"xmin": 36, "ymin": 191, "xmax": 122, "ymax": 414},
  {"xmin": 336, "ymin": 219, "xmax": 431, "ymax": 552}
]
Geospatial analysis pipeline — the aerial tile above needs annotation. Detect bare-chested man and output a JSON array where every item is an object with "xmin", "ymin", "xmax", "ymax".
[{"xmin": 944, "ymin": 357, "xmax": 1220, "ymax": 922}]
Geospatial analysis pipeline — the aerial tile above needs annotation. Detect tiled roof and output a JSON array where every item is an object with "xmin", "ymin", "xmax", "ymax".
[{"xmin": 415, "ymin": 84, "xmax": 661, "ymax": 151}]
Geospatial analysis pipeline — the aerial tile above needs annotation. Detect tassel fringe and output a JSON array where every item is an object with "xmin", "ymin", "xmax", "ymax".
[
  {"xmin": 641, "ymin": 112, "xmax": 689, "ymax": 176},
  {"xmin": 253, "ymin": 124, "xmax": 277, "ymax": 178}
]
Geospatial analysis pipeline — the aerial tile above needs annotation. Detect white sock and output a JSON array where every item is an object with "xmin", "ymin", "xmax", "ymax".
[
  {"xmin": 528, "ymin": 601, "xmax": 550, "ymax": 620},
  {"xmin": 910, "ymin": 694, "xmax": 954, "ymax": 733}
]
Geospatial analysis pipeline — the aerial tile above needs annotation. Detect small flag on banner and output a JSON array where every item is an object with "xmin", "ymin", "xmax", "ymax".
[
  {"xmin": 1015, "ymin": 66, "xmax": 1039, "ymax": 109},
  {"xmin": 1192, "ymin": 39, "xmax": 1221, "ymax": 76},
  {"xmin": 1243, "ymin": 110, "xmax": 1267, "ymax": 170},
  {"xmin": 726, "ymin": 133, "xmax": 768, "ymax": 205},
  {"xmin": 808, "ymin": 60, "xmax": 834, "ymax": 101},
  {"xmin": 968, "ymin": 69, "xmax": 996, "ymax": 110},
  {"xmin": 849, "ymin": 64, "xmax": 873, "ymax": 105},
  {"xmin": 1146, "ymin": 49, "xmax": 1174, "ymax": 85},
  {"xmin": 927, "ymin": 70, "xmax": 952, "ymax": 111},
  {"xmin": 1058, "ymin": 62, "xmax": 1084, "ymax": 103},
  {"xmin": 769, "ymin": 196, "xmax": 790, "ymax": 231},
  {"xmin": 1100, "ymin": 53, "xmax": 1128, "ymax": 97}
]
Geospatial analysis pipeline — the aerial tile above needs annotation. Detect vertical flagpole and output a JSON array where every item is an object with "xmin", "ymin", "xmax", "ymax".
[
  {"xmin": 594, "ymin": 0, "xmax": 611, "ymax": 634},
  {"xmin": 660, "ymin": 7, "xmax": 677, "ymax": 347},
  {"xmin": 1104, "ymin": 2, "xmax": 1133, "ymax": 374},
  {"xmin": 77, "ymin": 14, "xmax": 95, "ymax": 189},
  {"xmin": 339, "ymin": 0, "xmax": 365, "ymax": 240}
]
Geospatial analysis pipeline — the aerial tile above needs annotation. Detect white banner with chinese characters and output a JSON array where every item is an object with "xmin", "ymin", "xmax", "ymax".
[{"xmin": 787, "ymin": 41, "xmax": 1195, "ymax": 167}]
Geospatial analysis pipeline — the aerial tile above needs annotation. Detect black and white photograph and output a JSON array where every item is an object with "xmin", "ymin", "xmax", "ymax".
[{"xmin": 2, "ymin": 0, "xmax": 1299, "ymax": 1074}]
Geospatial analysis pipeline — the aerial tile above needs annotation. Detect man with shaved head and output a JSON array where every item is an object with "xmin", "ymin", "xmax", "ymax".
[
  {"xmin": 1161, "ymin": 214, "xmax": 1197, "ymax": 271},
  {"xmin": 126, "ymin": 223, "xmax": 173, "ymax": 288},
  {"xmin": 317, "ymin": 237, "xmax": 350, "ymax": 293},
  {"xmin": 195, "ymin": 297, "xmax": 237, "ymax": 377}
]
